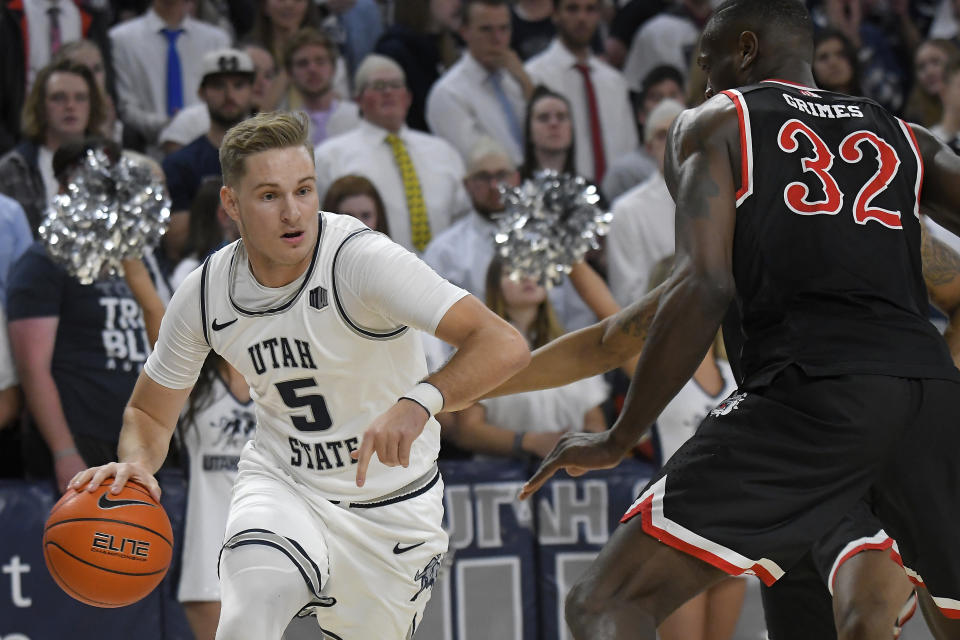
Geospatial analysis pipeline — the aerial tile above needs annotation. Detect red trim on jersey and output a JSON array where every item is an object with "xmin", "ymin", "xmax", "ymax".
[
  {"xmin": 721, "ymin": 90, "xmax": 750, "ymax": 203},
  {"xmin": 621, "ymin": 494, "xmax": 779, "ymax": 586},
  {"xmin": 900, "ymin": 119, "xmax": 925, "ymax": 201},
  {"xmin": 829, "ymin": 536, "xmax": 895, "ymax": 592},
  {"xmin": 762, "ymin": 78, "xmax": 822, "ymax": 90}
]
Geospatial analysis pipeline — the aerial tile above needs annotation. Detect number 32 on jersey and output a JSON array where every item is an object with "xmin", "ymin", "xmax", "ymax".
[{"xmin": 777, "ymin": 119, "xmax": 911, "ymax": 230}]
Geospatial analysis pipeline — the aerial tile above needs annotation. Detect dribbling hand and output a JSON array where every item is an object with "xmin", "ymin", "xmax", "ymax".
[
  {"xmin": 352, "ymin": 399, "xmax": 430, "ymax": 487},
  {"xmin": 68, "ymin": 461, "xmax": 162, "ymax": 502},
  {"xmin": 517, "ymin": 431, "xmax": 625, "ymax": 501}
]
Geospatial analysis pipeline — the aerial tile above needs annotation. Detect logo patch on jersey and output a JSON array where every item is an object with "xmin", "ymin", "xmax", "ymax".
[
  {"xmin": 799, "ymin": 89, "xmax": 818, "ymax": 98},
  {"xmin": 710, "ymin": 392, "xmax": 748, "ymax": 417},
  {"xmin": 410, "ymin": 554, "xmax": 442, "ymax": 602},
  {"xmin": 309, "ymin": 286, "xmax": 328, "ymax": 311},
  {"xmin": 212, "ymin": 317, "xmax": 238, "ymax": 331}
]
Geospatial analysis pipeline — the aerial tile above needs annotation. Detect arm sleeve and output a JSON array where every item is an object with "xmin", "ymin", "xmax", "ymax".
[
  {"xmin": 142, "ymin": 264, "xmax": 210, "ymax": 389},
  {"xmin": 334, "ymin": 231, "xmax": 469, "ymax": 335}
]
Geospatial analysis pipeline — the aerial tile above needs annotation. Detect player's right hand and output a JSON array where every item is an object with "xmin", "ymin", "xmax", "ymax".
[
  {"xmin": 68, "ymin": 461, "xmax": 162, "ymax": 502},
  {"xmin": 517, "ymin": 431, "xmax": 624, "ymax": 501}
]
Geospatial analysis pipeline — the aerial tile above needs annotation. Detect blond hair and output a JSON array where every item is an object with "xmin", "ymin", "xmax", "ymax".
[{"xmin": 219, "ymin": 111, "xmax": 314, "ymax": 187}]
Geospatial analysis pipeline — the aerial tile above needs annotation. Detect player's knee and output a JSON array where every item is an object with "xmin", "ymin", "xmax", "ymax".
[
  {"xmin": 835, "ymin": 606, "xmax": 893, "ymax": 640},
  {"xmin": 216, "ymin": 546, "xmax": 312, "ymax": 640}
]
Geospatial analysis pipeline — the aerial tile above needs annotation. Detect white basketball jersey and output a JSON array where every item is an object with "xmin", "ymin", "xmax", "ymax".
[{"xmin": 198, "ymin": 213, "xmax": 442, "ymax": 501}]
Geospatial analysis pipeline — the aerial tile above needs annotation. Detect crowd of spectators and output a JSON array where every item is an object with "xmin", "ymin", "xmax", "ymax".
[{"xmin": 3, "ymin": 0, "xmax": 960, "ymax": 635}]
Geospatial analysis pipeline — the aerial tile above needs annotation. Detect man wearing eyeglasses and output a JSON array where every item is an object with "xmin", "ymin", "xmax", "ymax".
[{"xmin": 314, "ymin": 54, "xmax": 471, "ymax": 254}]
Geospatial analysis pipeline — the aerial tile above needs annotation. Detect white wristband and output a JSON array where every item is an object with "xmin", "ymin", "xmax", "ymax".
[{"xmin": 400, "ymin": 382, "xmax": 445, "ymax": 417}]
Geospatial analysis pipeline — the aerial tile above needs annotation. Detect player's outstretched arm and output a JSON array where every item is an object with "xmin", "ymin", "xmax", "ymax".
[
  {"xmin": 520, "ymin": 98, "xmax": 739, "ymax": 499},
  {"xmin": 484, "ymin": 281, "xmax": 666, "ymax": 397},
  {"xmin": 69, "ymin": 372, "xmax": 191, "ymax": 501},
  {"xmin": 921, "ymin": 223, "xmax": 960, "ymax": 368}
]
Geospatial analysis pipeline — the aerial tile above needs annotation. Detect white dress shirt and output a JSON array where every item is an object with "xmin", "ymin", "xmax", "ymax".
[
  {"xmin": 525, "ymin": 39, "xmax": 638, "ymax": 181},
  {"xmin": 422, "ymin": 211, "xmax": 597, "ymax": 331},
  {"xmin": 622, "ymin": 13, "xmax": 699, "ymax": 92},
  {"xmin": 109, "ymin": 9, "xmax": 230, "ymax": 141},
  {"xmin": 24, "ymin": 0, "xmax": 82, "ymax": 88},
  {"xmin": 607, "ymin": 172, "xmax": 675, "ymax": 306},
  {"xmin": 314, "ymin": 120, "xmax": 471, "ymax": 252},
  {"xmin": 426, "ymin": 52, "xmax": 526, "ymax": 164}
]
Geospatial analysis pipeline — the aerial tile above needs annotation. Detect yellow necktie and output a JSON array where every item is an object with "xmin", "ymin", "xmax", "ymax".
[{"xmin": 386, "ymin": 133, "xmax": 431, "ymax": 251}]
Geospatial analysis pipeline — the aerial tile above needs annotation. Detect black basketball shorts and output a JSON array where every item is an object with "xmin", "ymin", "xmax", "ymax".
[{"xmin": 620, "ymin": 365, "xmax": 960, "ymax": 618}]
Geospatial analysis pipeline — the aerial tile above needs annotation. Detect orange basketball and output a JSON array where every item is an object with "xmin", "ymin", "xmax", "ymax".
[{"xmin": 43, "ymin": 480, "xmax": 174, "ymax": 608}]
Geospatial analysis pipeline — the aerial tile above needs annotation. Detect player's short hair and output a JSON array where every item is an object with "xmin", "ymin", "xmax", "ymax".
[
  {"xmin": 283, "ymin": 27, "xmax": 338, "ymax": 72},
  {"xmin": 353, "ymin": 54, "xmax": 406, "ymax": 96},
  {"xmin": 461, "ymin": 0, "xmax": 509, "ymax": 26},
  {"xmin": 219, "ymin": 111, "xmax": 313, "ymax": 187},
  {"xmin": 709, "ymin": 0, "xmax": 813, "ymax": 47}
]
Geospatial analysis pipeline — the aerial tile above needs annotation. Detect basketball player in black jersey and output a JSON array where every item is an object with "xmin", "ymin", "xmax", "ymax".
[{"xmin": 491, "ymin": 1, "xmax": 960, "ymax": 638}]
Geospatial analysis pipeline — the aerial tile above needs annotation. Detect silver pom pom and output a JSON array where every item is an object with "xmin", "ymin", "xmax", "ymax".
[
  {"xmin": 494, "ymin": 170, "xmax": 612, "ymax": 287},
  {"xmin": 38, "ymin": 148, "xmax": 171, "ymax": 285}
]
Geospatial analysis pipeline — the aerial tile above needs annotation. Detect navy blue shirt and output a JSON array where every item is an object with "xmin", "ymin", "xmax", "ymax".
[
  {"xmin": 6, "ymin": 242, "xmax": 151, "ymax": 442},
  {"xmin": 162, "ymin": 134, "xmax": 222, "ymax": 212}
]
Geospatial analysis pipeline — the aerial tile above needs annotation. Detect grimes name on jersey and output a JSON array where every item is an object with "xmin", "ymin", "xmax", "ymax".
[
  {"xmin": 248, "ymin": 337, "xmax": 318, "ymax": 374},
  {"xmin": 782, "ymin": 93, "xmax": 864, "ymax": 119}
]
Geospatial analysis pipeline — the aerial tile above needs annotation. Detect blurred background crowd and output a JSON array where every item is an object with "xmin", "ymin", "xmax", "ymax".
[{"xmin": 2, "ymin": 0, "xmax": 960, "ymax": 637}]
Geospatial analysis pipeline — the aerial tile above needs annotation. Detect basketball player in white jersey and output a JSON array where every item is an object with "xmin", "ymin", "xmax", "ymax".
[{"xmin": 69, "ymin": 111, "xmax": 530, "ymax": 639}]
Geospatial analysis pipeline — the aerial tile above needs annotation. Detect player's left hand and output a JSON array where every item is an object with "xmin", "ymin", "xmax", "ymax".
[
  {"xmin": 517, "ymin": 431, "xmax": 624, "ymax": 501},
  {"xmin": 352, "ymin": 399, "xmax": 430, "ymax": 487}
]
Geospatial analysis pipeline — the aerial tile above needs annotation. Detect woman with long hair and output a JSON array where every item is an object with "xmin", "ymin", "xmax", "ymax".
[
  {"xmin": 904, "ymin": 39, "xmax": 960, "ymax": 128},
  {"xmin": 444, "ymin": 257, "xmax": 608, "ymax": 458},
  {"xmin": 519, "ymin": 85, "xmax": 576, "ymax": 180},
  {"xmin": 812, "ymin": 28, "xmax": 862, "ymax": 96},
  {"xmin": 322, "ymin": 174, "xmax": 391, "ymax": 237}
]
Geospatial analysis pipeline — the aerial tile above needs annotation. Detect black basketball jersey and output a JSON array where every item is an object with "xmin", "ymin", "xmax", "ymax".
[{"xmin": 722, "ymin": 80, "xmax": 958, "ymax": 386}]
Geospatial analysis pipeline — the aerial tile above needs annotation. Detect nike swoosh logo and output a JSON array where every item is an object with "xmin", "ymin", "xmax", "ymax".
[
  {"xmin": 97, "ymin": 493, "xmax": 155, "ymax": 510},
  {"xmin": 393, "ymin": 541, "xmax": 426, "ymax": 554},
  {"xmin": 212, "ymin": 318, "xmax": 238, "ymax": 331}
]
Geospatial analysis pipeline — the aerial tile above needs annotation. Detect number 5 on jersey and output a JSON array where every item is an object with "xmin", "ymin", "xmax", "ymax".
[
  {"xmin": 777, "ymin": 119, "xmax": 907, "ymax": 229},
  {"xmin": 276, "ymin": 377, "xmax": 332, "ymax": 431}
]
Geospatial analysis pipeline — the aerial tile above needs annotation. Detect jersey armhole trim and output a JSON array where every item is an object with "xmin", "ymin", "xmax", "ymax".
[
  {"xmin": 199, "ymin": 255, "xmax": 212, "ymax": 348},
  {"xmin": 331, "ymin": 228, "xmax": 409, "ymax": 341},
  {"xmin": 897, "ymin": 118, "xmax": 924, "ymax": 219},
  {"xmin": 720, "ymin": 89, "xmax": 754, "ymax": 206}
]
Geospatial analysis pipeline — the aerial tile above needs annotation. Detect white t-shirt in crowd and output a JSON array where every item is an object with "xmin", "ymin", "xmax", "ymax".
[
  {"xmin": 607, "ymin": 172, "xmax": 675, "ymax": 306},
  {"xmin": 655, "ymin": 359, "xmax": 736, "ymax": 464},
  {"xmin": 478, "ymin": 375, "xmax": 608, "ymax": 435}
]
